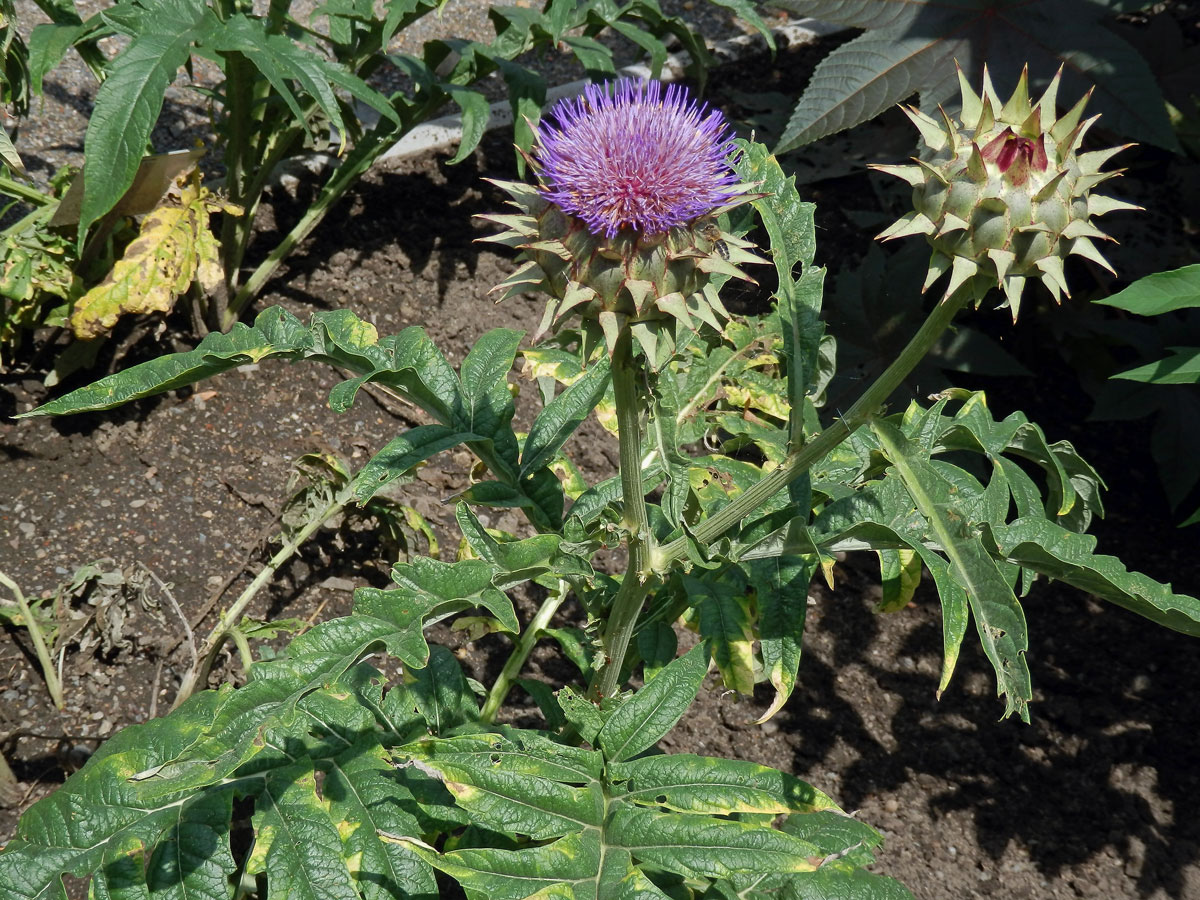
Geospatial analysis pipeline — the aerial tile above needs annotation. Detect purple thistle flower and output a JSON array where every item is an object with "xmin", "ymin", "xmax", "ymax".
[{"xmin": 534, "ymin": 79, "xmax": 741, "ymax": 238}]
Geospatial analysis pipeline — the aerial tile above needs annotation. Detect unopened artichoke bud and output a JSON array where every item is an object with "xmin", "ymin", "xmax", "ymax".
[
  {"xmin": 872, "ymin": 64, "xmax": 1141, "ymax": 321},
  {"xmin": 477, "ymin": 78, "xmax": 766, "ymax": 364}
]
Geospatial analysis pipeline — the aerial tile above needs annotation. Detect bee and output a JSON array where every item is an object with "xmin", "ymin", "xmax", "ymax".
[{"xmin": 697, "ymin": 220, "xmax": 730, "ymax": 260}]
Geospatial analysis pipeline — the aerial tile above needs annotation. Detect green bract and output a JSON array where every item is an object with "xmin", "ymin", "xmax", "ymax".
[
  {"xmin": 874, "ymin": 64, "xmax": 1139, "ymax": 319},
  {"xmin": 480, "ymin": 179, "xmax": 763, "ymax": 364}
]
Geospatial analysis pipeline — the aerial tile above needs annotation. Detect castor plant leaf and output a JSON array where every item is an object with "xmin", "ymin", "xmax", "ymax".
[{"xmin": 772, "ymin": 0, "xmax": 1178, "ymax": 152}]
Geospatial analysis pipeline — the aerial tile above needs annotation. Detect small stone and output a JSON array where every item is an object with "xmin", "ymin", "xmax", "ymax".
[
  {"xmin": 130, "ymin": 499, "xmax": 147, "ymax": 509},
  {"xmin": 884, "ymin": 798, "xmax": 899, "ymax": 813}
]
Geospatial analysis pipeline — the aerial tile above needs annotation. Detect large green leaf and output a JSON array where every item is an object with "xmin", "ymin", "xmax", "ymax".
[
  {"xmin": 394, "ymin": 710, "xmax": 897, "ymax": 900},
  {"xmin": 79, "ymin": 0, "xmax": 217, "ymax": 238},
  {"xmin": 1096, "ymin": 263, "xmax": 1200, "ymax": 316},
  {"xmin": 684, "ymin": 573, "xmax": 757, "ymax": 696},
  {"xmin": 144, "ymin": 791, "xmax": 236, "ymax": 900},
  {"xmin": 743, "ymin": 554, "xmax": 815, "ymax": 721},
  {"xmin": 871, "ymin": 418, "xmax": 1033, "ymax": 721},
  {"xmin": 985, "ymin": 518, "xmax": 1200, "ymax": 636},
  {"xmin": 773, "ymin": 0, "xmax": 1178, "ymax": 151},
  {"xmin": 521, "ymin": 354, "xmax": 611, "ymax": 479},
  {"xmin": 609, "ymin": 754, "xmax": 836, "ymax": 815},
  {"xmin": 201, "ymin": 13, "xmax": 398, "ymax": 131},
  {"xmin": 730, "ymin": 140, "xmax": 822, "ymax": 453},
  {"xmin": 353, "ymin": 425, "xmax": 482, "ymax": 502},
  {"xmin": 454, "ymin": 503, "xmax": 593, "ymax": 589},
  {"xmin": 408, "ymin": 645, "xmax": 481, "ymax": 735},
  {"xmin": 0, "ymin": 630, "xmax": 432, "ymax": 898},
  {"xmin": 23, "ymin": 307, "xmax": 557, "ymax": 526},
  {"xmin": 249, "ymin": 764, "xmax": 360, "ymax": 900},
  {"xmin": 356, "ymin": 556, "xmax": 519, "ymax": 642},
  {"xmin": 322, "ymin": 740, "xmax": 435, "ymax": 900},
  {"xmin": 21, "ymin": 307, "xmax": 434, "ymax": 418},
  {"xmin": 596, "ymin": 643, "xmax": 709, "ymax": 763},
  {"xmin": 1113, "ymin": 347, "xmax": 1200, "ymax": 385}
]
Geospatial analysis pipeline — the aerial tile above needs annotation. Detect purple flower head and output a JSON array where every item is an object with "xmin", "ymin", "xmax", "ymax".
[{"xmin": 534, "ymin": 79, "xmax": 741, "ymax": 238}]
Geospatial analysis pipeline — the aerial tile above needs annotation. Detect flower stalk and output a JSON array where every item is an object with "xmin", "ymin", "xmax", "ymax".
[
  {"xmin": 655, "ymin": 290, "xmax": 972, "ymax": 568},
  {"xmin": 593, "ymin": 329, "xmax": 660, "ymax": 697}
]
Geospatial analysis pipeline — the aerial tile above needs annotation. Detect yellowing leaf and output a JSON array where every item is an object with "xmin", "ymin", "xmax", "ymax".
[
  {"xmin": 724, "ymin": 381, "xmax": 790, "ymax": 421},
  {"xmin": 70, "ymin": 175, "xmax": 243, "ymax": 339}
]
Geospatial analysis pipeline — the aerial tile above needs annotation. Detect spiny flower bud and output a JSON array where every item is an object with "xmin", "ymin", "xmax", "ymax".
[
  {"xmin": 477, "ymin": 78, "xmax": 765, "ymax": 365},
  {"xmin": 872, "ymin": 64, "xmax": 1141, "ymax": 321}
]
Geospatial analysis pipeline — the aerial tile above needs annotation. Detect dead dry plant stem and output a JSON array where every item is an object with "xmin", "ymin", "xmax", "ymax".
[
  {"xmin": 139, "ymin": 563, "xmax": 198, "ymax": 673},
  {"xmin": 170, "ymin": 485, "xmax": 354, "ymax": 710},
  {"xmin": 0, "ymin": 748, "xmax": 17, "ymax": 793},
  {"xmin": 0, "ymin": 569, "xmax": 63, "ymax": 710}
]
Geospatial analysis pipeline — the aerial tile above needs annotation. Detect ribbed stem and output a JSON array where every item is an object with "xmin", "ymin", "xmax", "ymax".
[{"xmin": 594, "ymin": 332, "xmax": 657, "ymax": 698}]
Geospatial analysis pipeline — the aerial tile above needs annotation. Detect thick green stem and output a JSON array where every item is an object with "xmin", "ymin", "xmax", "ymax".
[
  {"xmin": 479, "ymin": 580, "xmax": 569, "ymax": 724},
  {"xmin": 171, "ymin": 487, "xmax": 353, "ymax": 709},
  {"xmin": 219, "ymin": 51, "xmax": 256, "ymax": 309},
  {"xmin": 593, "ymin": 332, "xmax": 657, "ymax": 698},
  {"xmin": 222, "ymin": 121, "xmax": 400, "ymax": 328},
  {"xmin": 0, "ymin": 570, "xmax": 63, "ymax": 709},
  {"xmin": 655, "ymin": 293, "xmax": 970, "ymax": 568}
]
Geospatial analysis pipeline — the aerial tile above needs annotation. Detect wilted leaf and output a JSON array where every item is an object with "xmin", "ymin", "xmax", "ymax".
[{"xmin": 69, "ymin": 175, "xmax": 243, "ymax": 339}]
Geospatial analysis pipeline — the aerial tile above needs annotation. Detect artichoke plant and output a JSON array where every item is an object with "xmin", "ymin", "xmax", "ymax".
[
  {"xmin": 478, "ymin": 79, "xmax": 765, "ymax": 365},
  {"xmin": 874, "ymin": 64, "xmax": 1140, "ymax": 320}
]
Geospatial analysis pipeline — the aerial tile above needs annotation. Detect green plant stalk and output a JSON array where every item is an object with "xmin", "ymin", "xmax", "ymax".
[
  {"xmin": 653, "ymin": 292, "xmax": 971, "ymax": 569},
  {"xmin": 228, "ymin": 626, "xmax": 255, "ymax": 673},
  {"xmin": 219, "ymin": 50, "xmax": 257, "ymax": 307},
  {"xmin": 222, "ymin": 118, "xmax": 401, "ymax": 327},
  {"xmin": 479, "ymin": 579, "xmax": 569, "ymax": 723},
  {"xmin": 594, "ymin": 331, "xmax": 659, "ymax": 698},
  {"xmin": 0, "ymin": 175, "xmax": 53, "ymax": 206},
  {"xmin": 0, "ymin": 569, "xmax": 63, "ymax": 710},
  {"xmin": 171, "ymin": 486, "xmax": 353, "ymax": 709}
]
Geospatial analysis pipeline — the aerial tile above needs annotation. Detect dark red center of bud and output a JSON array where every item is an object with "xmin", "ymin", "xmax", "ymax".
[{"xmin": 979, "ymin": 128, "xmax": 1048, "ymax": 187}]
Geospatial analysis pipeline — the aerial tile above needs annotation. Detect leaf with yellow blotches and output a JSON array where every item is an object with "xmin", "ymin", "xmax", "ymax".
[{"xmin": 69, "ymin": 175, "xmax": 243, "ymax": 339}]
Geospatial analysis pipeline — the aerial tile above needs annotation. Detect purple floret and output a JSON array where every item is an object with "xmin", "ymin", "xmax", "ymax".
[{"xmin": 534, "ymin": 79, "xmax": 741, "ymax": 238}]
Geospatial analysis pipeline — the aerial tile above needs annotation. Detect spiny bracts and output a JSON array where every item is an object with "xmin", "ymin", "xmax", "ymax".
[
  {"xmin": 477, "ymin": 79, "xmax": 765, "ymax": 366},
  {"xmin": 873, "ymin": 64, "xmax": 1140, "ymax": 320}
]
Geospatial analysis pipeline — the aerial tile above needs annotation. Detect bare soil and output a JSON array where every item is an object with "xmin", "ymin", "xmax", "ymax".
[{"xmin": 3, "ymin": 34, "xmax": 1200, "ymax": 900}]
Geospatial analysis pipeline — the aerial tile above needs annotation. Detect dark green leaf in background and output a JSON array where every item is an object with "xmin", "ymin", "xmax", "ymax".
[
  {"xmin": 771, "ymin": 0, "xmax": 1179, "ymax": 151},
  {"xmin": 79, "ymin": 0, "xmax": 216, "ymax": 239}
]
